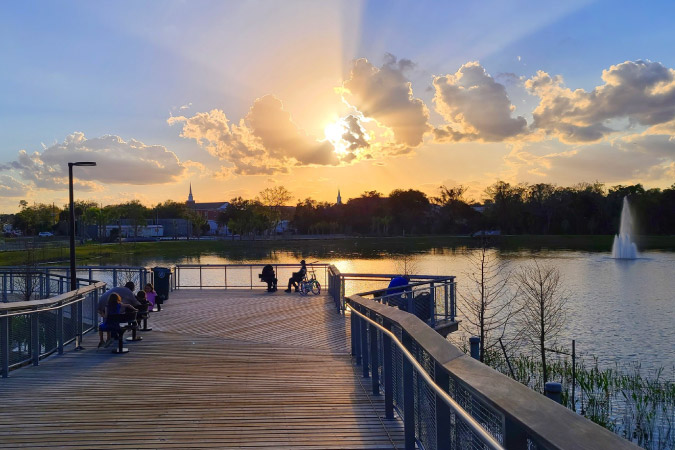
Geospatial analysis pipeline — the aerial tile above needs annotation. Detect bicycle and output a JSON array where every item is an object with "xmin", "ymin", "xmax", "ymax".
[{"xmin": 299, "ymin": 262, "xmax": 321, "ymax": 295}]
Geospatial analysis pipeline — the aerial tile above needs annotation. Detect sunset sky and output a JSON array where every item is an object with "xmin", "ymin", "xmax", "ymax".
[{"xmin": 1, "ymin": 0, "xmax": 674, "ymax": 212}]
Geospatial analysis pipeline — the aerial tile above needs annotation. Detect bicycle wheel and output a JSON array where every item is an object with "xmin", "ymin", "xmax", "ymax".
[{"xmin": 311, "ymin": 280, "xmax": 321, "ymax": 295}]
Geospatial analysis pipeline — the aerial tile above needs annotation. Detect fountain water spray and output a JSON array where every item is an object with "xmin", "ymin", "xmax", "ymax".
[{"xmin": 612, "ymin": 197, "xmax": 638, "ymax": 259}]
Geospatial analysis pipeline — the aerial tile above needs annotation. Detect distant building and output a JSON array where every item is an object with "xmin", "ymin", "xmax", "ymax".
[
  {"xmin": 185, "ymin": 183, "xmax": 229, "ymax": 221},
  {"xmin": 105, "ymin": 224, "xmax": 163, "ymax": 238},
  {"xmin": 336, "ymin": 189, "xmax": 342, "ymax": 205}
]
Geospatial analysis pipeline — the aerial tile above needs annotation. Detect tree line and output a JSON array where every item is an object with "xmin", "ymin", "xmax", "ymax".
[
  {"xmin": 292, "ymin": 181, "xmax": 675, "ymax": 236},
  {"xmin": 3, "ymin": 181, "xmax": 674, "ymax": 238}
]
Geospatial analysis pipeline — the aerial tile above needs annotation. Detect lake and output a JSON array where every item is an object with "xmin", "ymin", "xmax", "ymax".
[{"xmin": 138, "ymin": 246, "xmax": 675, "ymax": 373}]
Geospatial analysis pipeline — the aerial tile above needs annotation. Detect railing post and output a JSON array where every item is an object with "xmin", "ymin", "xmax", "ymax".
[
  {"xmin": 382, "ymin": 319, "xmax": 394, "ymax": 420},
  {"xmin": 45, "ymin": 269, "xmax": 50, "ymax": 298},
  {"xmin": 2, "ymin": 273, "xmax": 7, "ymax": 302},
  {"xmin": 200, "ymin": 266, "xmax": 203, "ymax": 289},
  {"xmin": 112, "ymin": 269, "xmax": 117, "ymax": 287},
  {"xmin": 352, "ymin": 306, "xmax": 361, "ymax": 365},
  {"xmin": 430, "ymin": 282, "xmax": 436, "ymax": 326},
  {"xmin": 57, "ymin": 304, "xmax": 64, "ymax": 355},
  {"xmin": 369, "ymin": 310, "xmax": 380, "ymax": 395},
  {"xmin": 74, "ymin": 297, "xmax": 84, "ymax": 351},
  {"xmin": 89, "ymin": 268, "xmax": 93, "ymax": 283},
  {"xmin": 39, "ymin": 273, "xmax": 44, "ymax": 299},
  {"xmin": 443, "ymin": 283, "xmax": 448, "ymax": 320},
  {"xmin": 361, "ymin": 309, "xmax": 369, "ymax": 379},
  {"xmin": 435, "ymin": 362, "xmax": 451, "ymax": 450},
  {"xmin": 402, "ymin": 330, "xmax": 416, "ymax": 450},
  {"xmin": 340, "ymin": 278, "xmax": 345, "ymax": 311},
  {"xmin": 450, "ymin": 279, "xmax": 456, "ymax": 321},
  {"xmin": 1, "ymin": 314, "xmax": 9, "ymax": 377},
  {"xmin": 31, "ymin": 311, "xmax": 40, "ymax": 366}
]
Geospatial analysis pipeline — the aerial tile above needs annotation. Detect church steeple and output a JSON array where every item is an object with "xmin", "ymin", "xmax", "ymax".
[
  {"xmin": 336, "ymin": 188, "xmax": 342, "ymax": 205},
  {"xmin": 187, "ymin": 183, "xmax": 195, "ymax": 205}
]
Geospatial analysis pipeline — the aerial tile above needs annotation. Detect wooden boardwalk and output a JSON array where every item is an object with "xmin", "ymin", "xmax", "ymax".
[{"xmin": 0, "ymin": 290, "xmax": 404, "ymax": 449}]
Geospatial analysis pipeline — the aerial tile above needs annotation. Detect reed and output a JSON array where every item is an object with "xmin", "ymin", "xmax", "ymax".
[{"xmin": 483, "ymin": 348, "xmax": 674, "ymax": 449}]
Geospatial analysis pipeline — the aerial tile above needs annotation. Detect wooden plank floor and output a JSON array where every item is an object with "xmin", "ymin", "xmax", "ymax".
[{"xmin": 0, "ymin": 290, "xmax": 404, "ymax": 449}]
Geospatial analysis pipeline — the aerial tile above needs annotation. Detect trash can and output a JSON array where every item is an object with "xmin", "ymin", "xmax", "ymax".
[{"xmin": 152, "ymin": 267, "xmax": 172, "ymax": 304}]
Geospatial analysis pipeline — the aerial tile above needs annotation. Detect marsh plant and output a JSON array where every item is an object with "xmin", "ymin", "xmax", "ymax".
[{"xmin": 483, "ymin": 347, "xmax": 674, "ymax": 450}]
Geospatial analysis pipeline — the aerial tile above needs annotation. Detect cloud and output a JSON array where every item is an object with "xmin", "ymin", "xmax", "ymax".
[
  {"xmin": 507, "ymin": 132, "xmax": 675, "ymax": 185},
  {"xmin": 0, "ymin": 174, "xmax": 29, "ymax": 197},
  {"xmin": 246, "ymin": 95, "xmax": 338, "ymax": 166},
  {"xmin": 0, "ymin": 133, "xmax": 186, "ymax": 191},
  {"xmin": 433, "ymin": 62, "xmax": 527, "ymax": 142},
  {"xmin": 341, "ymin": 56, "xmax": 430, "ymax": 147},
  {"xmin": 526, "ymin": 60, "xmax": 675, "ymax": 143},
  {"xmin": 169, "ymin": 95, "xmax": 340, "ymax": 175}
]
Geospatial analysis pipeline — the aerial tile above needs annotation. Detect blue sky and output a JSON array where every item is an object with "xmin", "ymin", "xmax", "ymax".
[{"xmin": 1, "ymin": 0, "xmax": 674, "ymax": 211}]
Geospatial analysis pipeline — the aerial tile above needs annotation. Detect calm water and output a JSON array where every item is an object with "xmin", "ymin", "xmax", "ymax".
[{"xmin": 140, "ymin": 248, "xmax": 675, "ymax": 373}]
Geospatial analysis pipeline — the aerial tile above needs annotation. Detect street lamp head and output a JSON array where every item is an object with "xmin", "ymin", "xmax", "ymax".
[{"xmin": 69, "ymin": 161, "xmax": 97, "ymax": 167}]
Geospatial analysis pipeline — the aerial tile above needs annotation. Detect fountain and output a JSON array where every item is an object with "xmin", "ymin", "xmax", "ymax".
[{"xmin": 612, "ymin": 197, "xmax": 638, "ymax": 259}]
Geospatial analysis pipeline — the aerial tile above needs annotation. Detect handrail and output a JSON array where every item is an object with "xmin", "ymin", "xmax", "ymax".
[
  {"xmin": 349, "ymin": 305, "xmax": 504, "ymax": 450},
  {"xmin": 0, "ymin": 282, "xmax": 105, "ymax": 318},
  {"xmin": 347, "ymin": 294, "xmax": 639, "ymax": 450},
  {"xmin": 355, "ymin": 277, "xmax": 454, "ymax": 298}
]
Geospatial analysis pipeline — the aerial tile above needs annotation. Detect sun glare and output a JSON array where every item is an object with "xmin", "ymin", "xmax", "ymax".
[{"xmin": 324, "ymin": 119, "xmax": 350, "ymax": 155}]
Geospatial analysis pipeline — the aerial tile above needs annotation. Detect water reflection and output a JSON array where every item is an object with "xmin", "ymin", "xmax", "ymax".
[{"xmin": 127, "ymin": 247, "xmax": 675, "ymax": 372}]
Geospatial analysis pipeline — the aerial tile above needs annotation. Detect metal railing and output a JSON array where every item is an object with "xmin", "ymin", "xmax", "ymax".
[
  {"xmin": 347, "ymin": 294, "xmax": 638, "ymax": 450},
  {"xmin": 1, "ymin": 266, "xmax": 153, "ymax": 300},
  {"xmin": 0, "ymin": 281, "xmax": 107, "ymax": 377},
  {"xmin": 326, "ymin": 265, "xmax": 456, "ymax": 326},
  {"xmin": 174, "ymin": 264, "xmax": 330, "ymax": 290}
]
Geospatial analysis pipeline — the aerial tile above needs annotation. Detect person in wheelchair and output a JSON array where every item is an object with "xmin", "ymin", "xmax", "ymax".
[
  {"xmin": 259, "ymin": 264, "xmax": 277, "ymax": 292},
  {"xmin": 285, "ymin": 260, "xmax": 306, "ymax": 293}
]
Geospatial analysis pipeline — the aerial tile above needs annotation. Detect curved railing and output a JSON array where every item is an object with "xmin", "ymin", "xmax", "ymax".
[
  {"xmin": 0, "ymin": 281, "xmax": 107, "ymax": 377},
  {"xmin": 347, "ymin": 294, "xmax": 638, "ymax": 450}
]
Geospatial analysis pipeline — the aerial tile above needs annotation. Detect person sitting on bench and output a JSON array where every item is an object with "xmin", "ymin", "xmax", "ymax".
[
  {"xmin": 285, "ymin": 260, "xmax": 307, "ymax": 293},
  {"xmin": 99, "ymin": 293, "xmax": 137, "ymax": 348},
  {"xmin": 259, "ymin": 264, "xmax": 277, "ymax": 292}
]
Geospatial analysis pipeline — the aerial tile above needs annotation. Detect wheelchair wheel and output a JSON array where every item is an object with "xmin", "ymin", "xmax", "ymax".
[
  {"xmin": 311, "ymin": 280, "xmax": 321, "ymax": 295},
  {"xmin": 300, "ymin": 282, "xmax": 310, "ymax": 295}
]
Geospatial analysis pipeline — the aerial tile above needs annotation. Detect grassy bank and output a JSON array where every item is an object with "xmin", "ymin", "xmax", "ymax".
[{"xmin": 1, "ymin": 234, "xmax": 674, "ymax": 266}]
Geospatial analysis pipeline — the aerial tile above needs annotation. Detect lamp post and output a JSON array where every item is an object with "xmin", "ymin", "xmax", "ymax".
[{"xmin": 68, "ymin": 162, "xmax": 96, "ymax": 291}]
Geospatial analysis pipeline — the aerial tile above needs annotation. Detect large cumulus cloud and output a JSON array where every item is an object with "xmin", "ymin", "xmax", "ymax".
[
  {"xmin": 0, "ymin": 133, "xmax": 186, "ymax": 191},
  {"xmin": 169, "ymin": 95, "xmax": 339, "ymax": 175},
  {"xmin": 526, "ymin": 60, "xmax": 675, "ymax": 143},
  {"xmin": 433, "ymin": 62, "xmax": 527, "ymax": 142},
  {"xmin": 341, "ymin": 55, "xmax": 430, "ymax": 148}
]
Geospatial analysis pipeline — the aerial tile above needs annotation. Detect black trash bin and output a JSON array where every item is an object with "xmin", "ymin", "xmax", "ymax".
[{"xmin": 152, "ymin": 267, "xmax": 172, "ymax": 304}]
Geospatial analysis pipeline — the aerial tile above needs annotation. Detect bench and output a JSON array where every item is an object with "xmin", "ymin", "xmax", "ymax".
[{"xmin": 106, "ymin": 311, "xmax": 138, "ymax": 354}]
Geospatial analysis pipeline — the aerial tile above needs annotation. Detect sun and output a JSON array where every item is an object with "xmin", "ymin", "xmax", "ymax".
[{"xmin": 323, "ymin": 119, "xmax": 350, "ymax": 155}]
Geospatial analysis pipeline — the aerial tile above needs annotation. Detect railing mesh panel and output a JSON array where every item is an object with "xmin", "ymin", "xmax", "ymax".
[
  {"xmin": 8, "ymin": 314, "xmax": 31, "ymax": 367},
  {"xmin": 38, "ymin": 309, "xmax": 58, "ymax": 357},
  {"xmin": 412, "ymin": 341, "xmax": 438, "ymax": 450},
  {"xmin": 63, "ymin": 303, "xmax": 77, "ymax": 344},
  {"xmin": 449, "ymin": 376, "xmax": 504, "ymax": 446}
]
